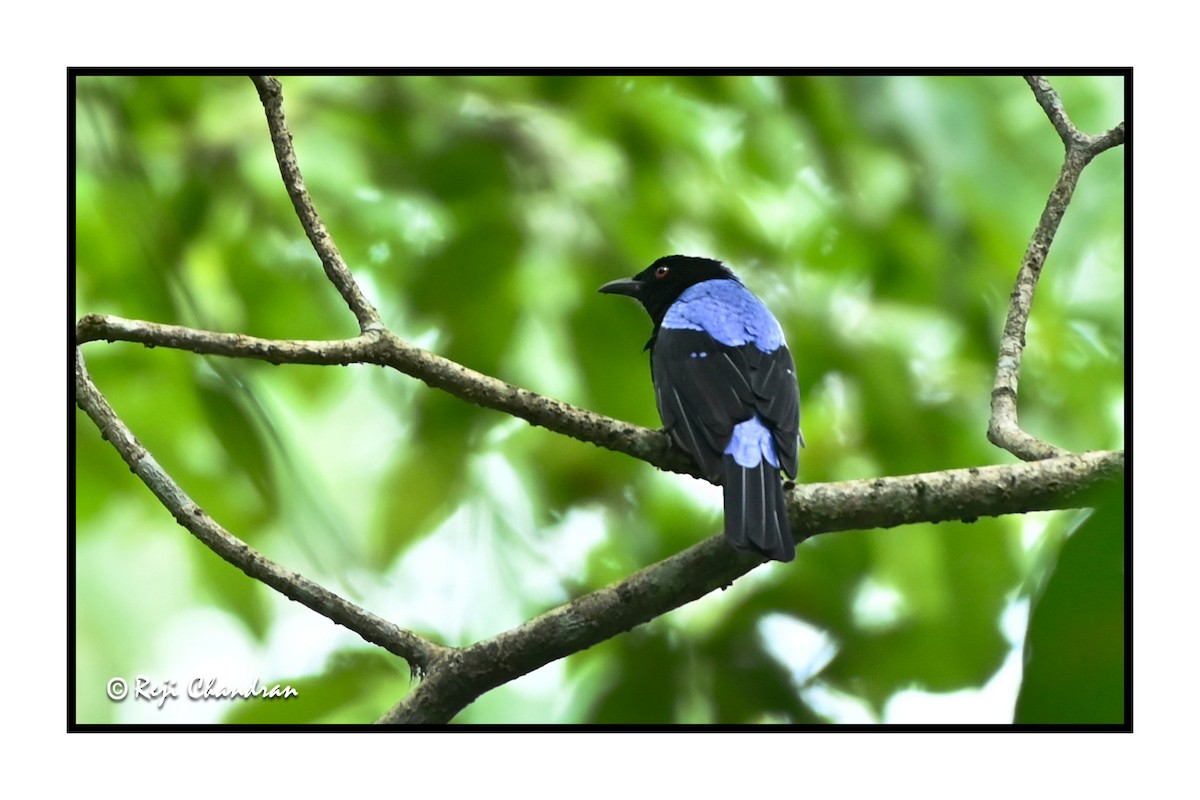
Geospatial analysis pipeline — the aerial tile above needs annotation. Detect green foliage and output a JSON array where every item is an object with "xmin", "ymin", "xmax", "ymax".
[
  {"xmin": 222, "ymin": 650, "xmax": 409, "ymax": 724},
  {"xmin": 74, "ymin": 74, "xmax": 1125, "ymax": 724},
  {"xmin": 1016, "ymin": 479, "xmax": 1125, "ymax": 724}
]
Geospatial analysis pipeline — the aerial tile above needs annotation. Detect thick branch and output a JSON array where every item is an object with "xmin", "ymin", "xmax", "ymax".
[
  {"xmin": 250, "ymin": 75, "xmax": 383, "ymax": 333},
  {"xmin": 74, "ymin": 346, "xmax": 449, "ymax": 676},
  {"xmin": 988, "ymin": 77, "xmax": 1125, "ymax": 461},
  {"xmin": 379, "ymin": 449, "xmax": 1124, "ymax": 723}
]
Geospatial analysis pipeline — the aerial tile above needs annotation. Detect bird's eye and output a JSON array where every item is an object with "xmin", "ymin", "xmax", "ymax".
[{"xmin": 655, "ymin": 265, "xmax": 670, "ymax": 279}]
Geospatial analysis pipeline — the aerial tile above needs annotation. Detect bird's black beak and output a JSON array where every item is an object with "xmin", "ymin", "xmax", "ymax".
[{"xmin": 598, "ymin": 277, "xmax": 644, "ymax": 298}]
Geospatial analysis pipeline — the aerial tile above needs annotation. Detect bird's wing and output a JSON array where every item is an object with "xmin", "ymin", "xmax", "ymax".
[
  {"xmin": 654, "ymin": 333, "xmax": 802, "ymax": 480},
  {"xmin": 746, "ymin": 344, "xmax": 803, "ymax": 477},
  {"xmin": 651, "ymin": 328, "xmax": 757, "ymax": 482}
]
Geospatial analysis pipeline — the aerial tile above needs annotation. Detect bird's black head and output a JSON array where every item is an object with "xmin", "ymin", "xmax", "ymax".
[{"xmin": 599, "ymin": 255, "xmax": 739, "ymax": 328}]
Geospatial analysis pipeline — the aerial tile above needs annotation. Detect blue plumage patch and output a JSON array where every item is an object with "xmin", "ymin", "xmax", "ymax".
[
  {"xmin": 725, "ymin": 415, "xmax": 781, "ymax": 469},
  {"xmin": 661, "ymin": 279, "xmax": 785, "ymax": 352}
]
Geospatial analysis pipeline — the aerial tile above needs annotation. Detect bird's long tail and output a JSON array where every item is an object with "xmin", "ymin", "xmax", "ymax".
[{"xmin": 721, "ymin": 455, "xmax": 794, "ymax": 562}]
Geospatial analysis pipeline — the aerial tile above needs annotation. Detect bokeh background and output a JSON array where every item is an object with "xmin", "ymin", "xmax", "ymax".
[{"xmin": 73, "ymin": 74, "xmax": 1125, "ymax": 724}]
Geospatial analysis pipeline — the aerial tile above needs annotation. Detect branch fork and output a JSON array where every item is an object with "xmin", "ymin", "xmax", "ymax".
[{"xmin": 987, "ymin": 76, "xmax": 1125, "ymax": 461}]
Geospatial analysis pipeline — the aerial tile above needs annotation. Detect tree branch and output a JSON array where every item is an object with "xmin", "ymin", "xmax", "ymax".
[
  {"xmin": 378, "ymin": 448, "xmax": 1124, "ymax": 723},
  {"xmin": 74, "ymin": 346, "xmax": 450, "ymax": 677},
  {"xmin": 250, "ymin": 75, "xmax": 383, "ymax": 334},
  {"xmin": 75, "ymin": 313, "xmax": 691, "ymax": 477},
  {"xmin": 987, "ymin": 76, "xmax": 1125, "ymax": 461}
]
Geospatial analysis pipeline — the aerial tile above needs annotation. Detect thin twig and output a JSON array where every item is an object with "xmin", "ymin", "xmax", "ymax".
[
  {"xmin": 75, "ymin": 346, "xmax": 450, "ymax": 676},
  {"xmin": 988, "ymin": 76, "xmax": 1125, "ymax": 461},
  {"xmin": 1025, "ymin": 75, "xmax": 1127, "ymax": 156},
  {"xmin": 250, "ymin": 75, "xmax": 383, "ymax": 333}
]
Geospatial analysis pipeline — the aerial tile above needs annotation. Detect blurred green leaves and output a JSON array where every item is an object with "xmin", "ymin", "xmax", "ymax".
[
  {"xmin": 74, "ymin": 74, "xmax": 1124, "ymax": 724},
  {"xmin": 1016, "ymin": 479, "xmax": 1125, "ymax": 724}
]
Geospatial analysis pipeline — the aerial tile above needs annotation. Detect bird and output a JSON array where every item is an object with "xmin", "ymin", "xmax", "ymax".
[{"xmin": 599, "ymin": 255, "xmax": 803, "ymax": 562}]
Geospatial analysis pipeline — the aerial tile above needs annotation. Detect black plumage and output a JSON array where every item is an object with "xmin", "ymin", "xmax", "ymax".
[{"xmin": 600, "ymin": 255, "xmax": 803, "ymax": 562}]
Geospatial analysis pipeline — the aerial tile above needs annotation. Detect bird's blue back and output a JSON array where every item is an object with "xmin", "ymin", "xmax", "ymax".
[{"xmin": 661, "ymin": 279, "xmax": 786, "ymax": 352}]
